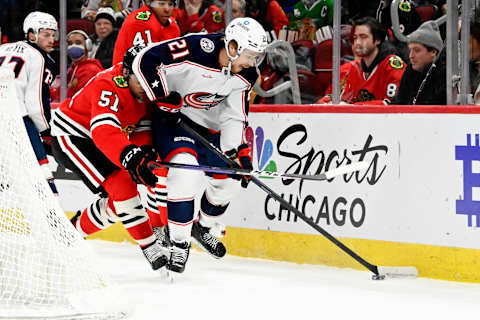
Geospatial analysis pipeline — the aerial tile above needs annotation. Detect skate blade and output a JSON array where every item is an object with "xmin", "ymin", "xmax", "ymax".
[
  {"xmin": 375, "ymin": 266, "xmax": 418, "ymax": 279},
  {"xmin": 192, "ymin": 238, "xmax": 224, "ymax": 259},
  {"xmin": 157, "ymin": 267, "xmax": 174, "ymax": 283}
]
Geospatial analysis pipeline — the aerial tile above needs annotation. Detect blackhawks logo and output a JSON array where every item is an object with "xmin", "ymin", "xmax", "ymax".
[
  {"xmin": 212, "ymin": 11, "xmax": 222, "ymax": 23},
  {"xmin": 389, "ymin": 56, "xmax": 404, "ymax": 70},
  {"xmin": 113, "ymin": 75, "xmax": 128, "ymax": 88},
  {"xmin": 136, "ymin": 11, "xmax": 151, "ymax": 21}
]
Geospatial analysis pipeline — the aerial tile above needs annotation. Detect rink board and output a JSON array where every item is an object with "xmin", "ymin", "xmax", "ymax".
[{"xmin": 56, "ymin": 105, "xmax": 480, "ymax": 283}]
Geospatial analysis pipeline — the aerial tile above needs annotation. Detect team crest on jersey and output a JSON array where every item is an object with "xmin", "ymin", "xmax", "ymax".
[
  {"xmin": 113, "ymin": 75, "xmax": 128, "ymax": 88},
  {"xmin": 122, "ymin": 124, "xmax": 136, "ymax": 136},
  {"xmin": 212, "ymin": 11, "xmax": 222, "ymax": 23},
  {"xmin": 184, "ymin": 92, "xmax": 226, "ymax": 109},
  {"xmin": 389, "ymin": 56, "xmax": 404, "ymax": 70},
  {"xmin": 200, "ymin": 38, "xmax": 215, "ymax": 53},
  {"xmin": 136, "ymin": 11, "xmax": 151, "ymax": 21}
]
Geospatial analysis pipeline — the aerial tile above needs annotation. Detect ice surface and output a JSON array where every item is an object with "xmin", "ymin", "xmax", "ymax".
[{"xmin": 90, "ymin": 240, "xmax": 480, "ymax": 320}]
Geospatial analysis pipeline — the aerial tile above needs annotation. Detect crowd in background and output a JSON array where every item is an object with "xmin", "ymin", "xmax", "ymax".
[{"xmin": 2, "ymin": 0, "xmax": 480, "ymax": 105}]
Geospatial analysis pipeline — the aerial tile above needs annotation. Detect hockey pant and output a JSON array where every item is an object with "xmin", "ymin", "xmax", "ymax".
[
  {"xmin": 167, "ymin": 152, "xmax": 241, "ymax": 243},
  {"xmin": 52, "ymin": 135, "xmax": 156, "ymax": 248}
]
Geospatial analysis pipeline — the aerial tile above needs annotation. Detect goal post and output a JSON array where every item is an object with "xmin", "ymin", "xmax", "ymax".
[{"xmin": 0, "ymin": 67, "xmax": 130, "ymax": 319}]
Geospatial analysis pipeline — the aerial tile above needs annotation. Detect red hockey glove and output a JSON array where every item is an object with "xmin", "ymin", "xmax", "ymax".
[
  {"xmin": 120, "ymin": 144, "xmax": 158, "ymax": 187},
  {"xmin": 154, "ymin": 91, "xmax": 183, "ymax": 113},
  {"xmin": 225, "ymin": 144, "xmax": 253, "ymax": 188}
]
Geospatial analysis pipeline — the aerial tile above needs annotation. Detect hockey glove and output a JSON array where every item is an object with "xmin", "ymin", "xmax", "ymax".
[
  {"xmin": 154, "ymin": 91, "xmax": 183, "ymax": 113},
  {"xmin": 120, "ymin": 144, "xmax": 158, "ymax": 187},
  {"xmin": 40, "ymin": 129, "xmax": 53, "ymax": 156},
  {"xmin": 225, "ymin": 144, "xmax": 253, "ymax": 188}
]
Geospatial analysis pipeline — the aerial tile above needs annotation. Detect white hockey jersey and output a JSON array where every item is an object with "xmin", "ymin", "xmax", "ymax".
[
  {"xmin": 0, "ymin": 41, "xmax": 57, "ymax": 133},
  {"xmin": 132, "ymin": 33, "xmax": 257, "ymax": 152}
]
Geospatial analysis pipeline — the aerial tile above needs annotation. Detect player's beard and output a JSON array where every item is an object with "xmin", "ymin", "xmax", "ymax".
[{"xmin": 353, "ymin": 43, "xmax": 375, "ymax": 58}]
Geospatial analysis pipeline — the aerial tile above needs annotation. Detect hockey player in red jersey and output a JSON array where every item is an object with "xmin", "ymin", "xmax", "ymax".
[
  {"xmin": 112, "ymin": 0, "xmax": 181, "ymax": 65},
  {"xmin": 50, "ymin": 46, "xmax": 170, "ymax": 271},
  {"xmin": 317, "ymin": 17, "xmax": 406, "ymax": 105},
  {"xmin": 173, "ymin": 0, "xmax": 225, "ymax": 35},
  {"xmin": 131, "ymin": 17, "xmax": 268, "ymax": 273}
]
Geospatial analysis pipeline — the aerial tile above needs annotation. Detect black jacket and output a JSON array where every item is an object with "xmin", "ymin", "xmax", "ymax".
[
  {"xmin": 93, "ymin": 29, "xmax": 119, "ymax": 69},
  {"xmin": 391, "ymin": 51, "xmax": 446, "ymax": 105}
]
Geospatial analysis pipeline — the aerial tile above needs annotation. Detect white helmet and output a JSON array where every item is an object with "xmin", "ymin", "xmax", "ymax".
[
  {"xmin": 23, "ymin": 11, "xmax": 58, "ymax": 39},
  {"xmin": 224, "ymin": 17, "xmax": 268, "ymax": 64}
]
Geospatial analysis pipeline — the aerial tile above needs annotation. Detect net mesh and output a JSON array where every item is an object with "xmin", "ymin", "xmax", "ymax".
[{"xmin": 0, "ymin": 67, "xmax": 128, "ymax": 319}]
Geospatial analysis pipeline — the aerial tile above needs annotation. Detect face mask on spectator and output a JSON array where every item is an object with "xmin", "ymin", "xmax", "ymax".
[{"xmin": 68, "ymin": 44, "xmax": 85, "ymax": 61}]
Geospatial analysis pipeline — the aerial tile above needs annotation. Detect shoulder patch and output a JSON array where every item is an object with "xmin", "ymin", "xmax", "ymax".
[
  {"xmin": 212, "ymin": 11, "xmax": 222, "ymax": 23},
  {"xmin": 113, "ymin": 75, "xmax": 128, "ymax": 88},
  {"xmin": 200, "ymin": 38, "xmax": 215, "ymax": 53},
  {"xmin": 136, "ymin": 11, "xmax": 151, "ymax": 21},
  {"xmin": 398, "ymin": 1, "xmax": 411, "ymax": 12},
  {"xmin": 389, "ymin": 56, "xmax": 404, "ymax": 70}
]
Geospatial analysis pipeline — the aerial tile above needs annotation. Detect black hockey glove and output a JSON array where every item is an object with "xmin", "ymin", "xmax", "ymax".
[
  {"xmin": 154, "ymin": 91, "xmax": 183, "ymax": 113},
  {"xmin": 120, "ymin": 144, "xmax": 158, "ymax": 187},
  {"xmin": 40, "ymin": 129, "xmax": 53, "ymax": 156},
  {"xmin": 225, "ymin": 144, "xmax": 253, "ymax": 188}
]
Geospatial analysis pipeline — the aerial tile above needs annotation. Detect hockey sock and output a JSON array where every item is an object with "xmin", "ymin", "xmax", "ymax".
[
  {"xmin": 75, "ymin": 198, "xmax": 115, "ymax": 238},
  {"xmin": 198, "ymin": 192, "xmax": 229, "ymax": 228},
  {"xmin": 167, "ymin": 199, "xmax": 194, "ymax": 243},
  {"xmin": 145, "ymin": 177, "xmax": 168, "ymax": 228},
  {"xmin": 113, "ymin": 196, "xmax": 156, "ymax": 248}
]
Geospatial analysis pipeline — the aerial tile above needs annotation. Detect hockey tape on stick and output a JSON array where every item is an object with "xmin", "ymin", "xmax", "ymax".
[
  {"xmin": 148, "ymin": 161, "xmax": 368, "ymax": 181},
  {"xmin": 178, "ymin": 120, "xmax": 418, "ymax": 280}
]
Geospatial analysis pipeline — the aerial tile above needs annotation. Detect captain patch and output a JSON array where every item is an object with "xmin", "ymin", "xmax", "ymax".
[{"xmin": 200, "ymin": 38, "xmax": 215, "ymax": 53}]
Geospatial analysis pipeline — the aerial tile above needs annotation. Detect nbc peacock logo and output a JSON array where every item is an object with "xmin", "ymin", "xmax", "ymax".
[{"xmin": 246, "ymin": 126, "xmax": 277, "ymax": 177}]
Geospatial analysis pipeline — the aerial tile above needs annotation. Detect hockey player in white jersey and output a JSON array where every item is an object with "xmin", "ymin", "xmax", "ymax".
[
  {"xmin": 132, "ymin": 17, "xmax": 268, "ymax": 273},
  {"xmin": 0, "ymin": 11, "xmax": 59, "ymax": 194}
]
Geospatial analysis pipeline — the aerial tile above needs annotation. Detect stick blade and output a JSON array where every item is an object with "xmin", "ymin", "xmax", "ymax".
[
  {"xmin": 324, "ymin": 161, "xmax": 369, "ymax": 179},
  {"xmin": 377, "ymin": 266, "xmax": 418, "ymax": 279}
]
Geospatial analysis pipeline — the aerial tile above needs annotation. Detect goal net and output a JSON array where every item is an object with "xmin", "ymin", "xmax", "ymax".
[{"xmin": 0, "ymin": 67, "xmax": 129, "ymax": 319}]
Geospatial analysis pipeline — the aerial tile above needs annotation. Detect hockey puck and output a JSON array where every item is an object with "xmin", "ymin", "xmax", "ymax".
[{"xmin": 372, "ymin": 274, "xmax": 386, "ymax": 280}]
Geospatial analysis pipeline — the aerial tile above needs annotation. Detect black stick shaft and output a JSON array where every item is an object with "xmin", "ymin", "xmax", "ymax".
[{"xmin": 178, "ymin": 120, "xmax": 379, "ymax": 275}]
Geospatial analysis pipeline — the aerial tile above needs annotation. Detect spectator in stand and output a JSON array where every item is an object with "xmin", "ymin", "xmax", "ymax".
[
  {"xmin": 469, "ymin": 21, "xmax": 480, "ymax": 103},
  {"xmin": 112, "ymin": 0, "xmax": 180, "ymax": 65},
  {"xmin": 317, "ymin": 17, "xmax": 406, "ymax": 105},
  {"xmin": 90, "ymin": 7, "xmax": 119, "ymax": 69},
  {"xmin": 289, "ymin": 0, "xmax": 333, "ymax": 32},
  {"xmin": 391, "ymin": 20, "xmax": 446, "ymax": 105},
  {"xmin": 231, "ymin": 0, "xmax": 246, "ymax": 19},
  {"xmin": 246, "ymin": 0, "xmax": 288, "ymax": 38},
  {"xmin": 66, "ymin": 30, "xmax": 104, "ymax": 97},
  {"xmin": 174, "ymin": 0, "xmax": 225, "ymax": 34},
  {"xmin": 82, "ymin": 0, "xmax": 133, "ymax": 26}
]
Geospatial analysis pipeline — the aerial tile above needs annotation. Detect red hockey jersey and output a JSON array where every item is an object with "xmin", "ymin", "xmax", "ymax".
[
  {"xmin": 173, "ymin": 5, "xmax": 225, "ymax": 35},
  {"xmin": 51, "ymin": 63, "xmax": 151, "ymax": 167},
  {"xmin": 319, "ymin": 54, "xmax": 406, "ymax": 105},
  {"xmin": 112, "ymin": 5, "xmax": 181, "ymax": 64}
]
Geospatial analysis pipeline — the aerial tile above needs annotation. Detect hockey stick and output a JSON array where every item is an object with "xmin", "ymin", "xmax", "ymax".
[
  {"xmin": 148, "ymin": 160, "xmax": 369, "ymax": 181},
  {"xmin": 178, "ymin": 120, "xmax": 418, "ymax": 280}
]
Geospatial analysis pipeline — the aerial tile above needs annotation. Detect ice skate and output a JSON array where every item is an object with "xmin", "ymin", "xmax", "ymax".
[
  {"xmin": 166, "ymin": 240, "xmax": 191, "ymax": 273},
  {"xmin": 192, "ymin": 221, "xmax": 226, "ymax": 259},
  {"xmin": 141, "ymin": 241, "xmax": 169, "ymax": 271}
]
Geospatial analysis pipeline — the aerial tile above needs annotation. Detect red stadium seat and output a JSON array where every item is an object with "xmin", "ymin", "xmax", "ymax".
[
  {"xmin": 415, "ymin": 5, "xmax": 438, "ymax": 23},
  {"xmin": 66, "ymin": 19, "xmax": 95, "ymax": 36}
]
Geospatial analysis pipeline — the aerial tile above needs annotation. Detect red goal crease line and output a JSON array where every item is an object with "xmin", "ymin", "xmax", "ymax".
[{"xmin": 250, "ymin": 104, "xmax": 480, "ymax": 114}]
